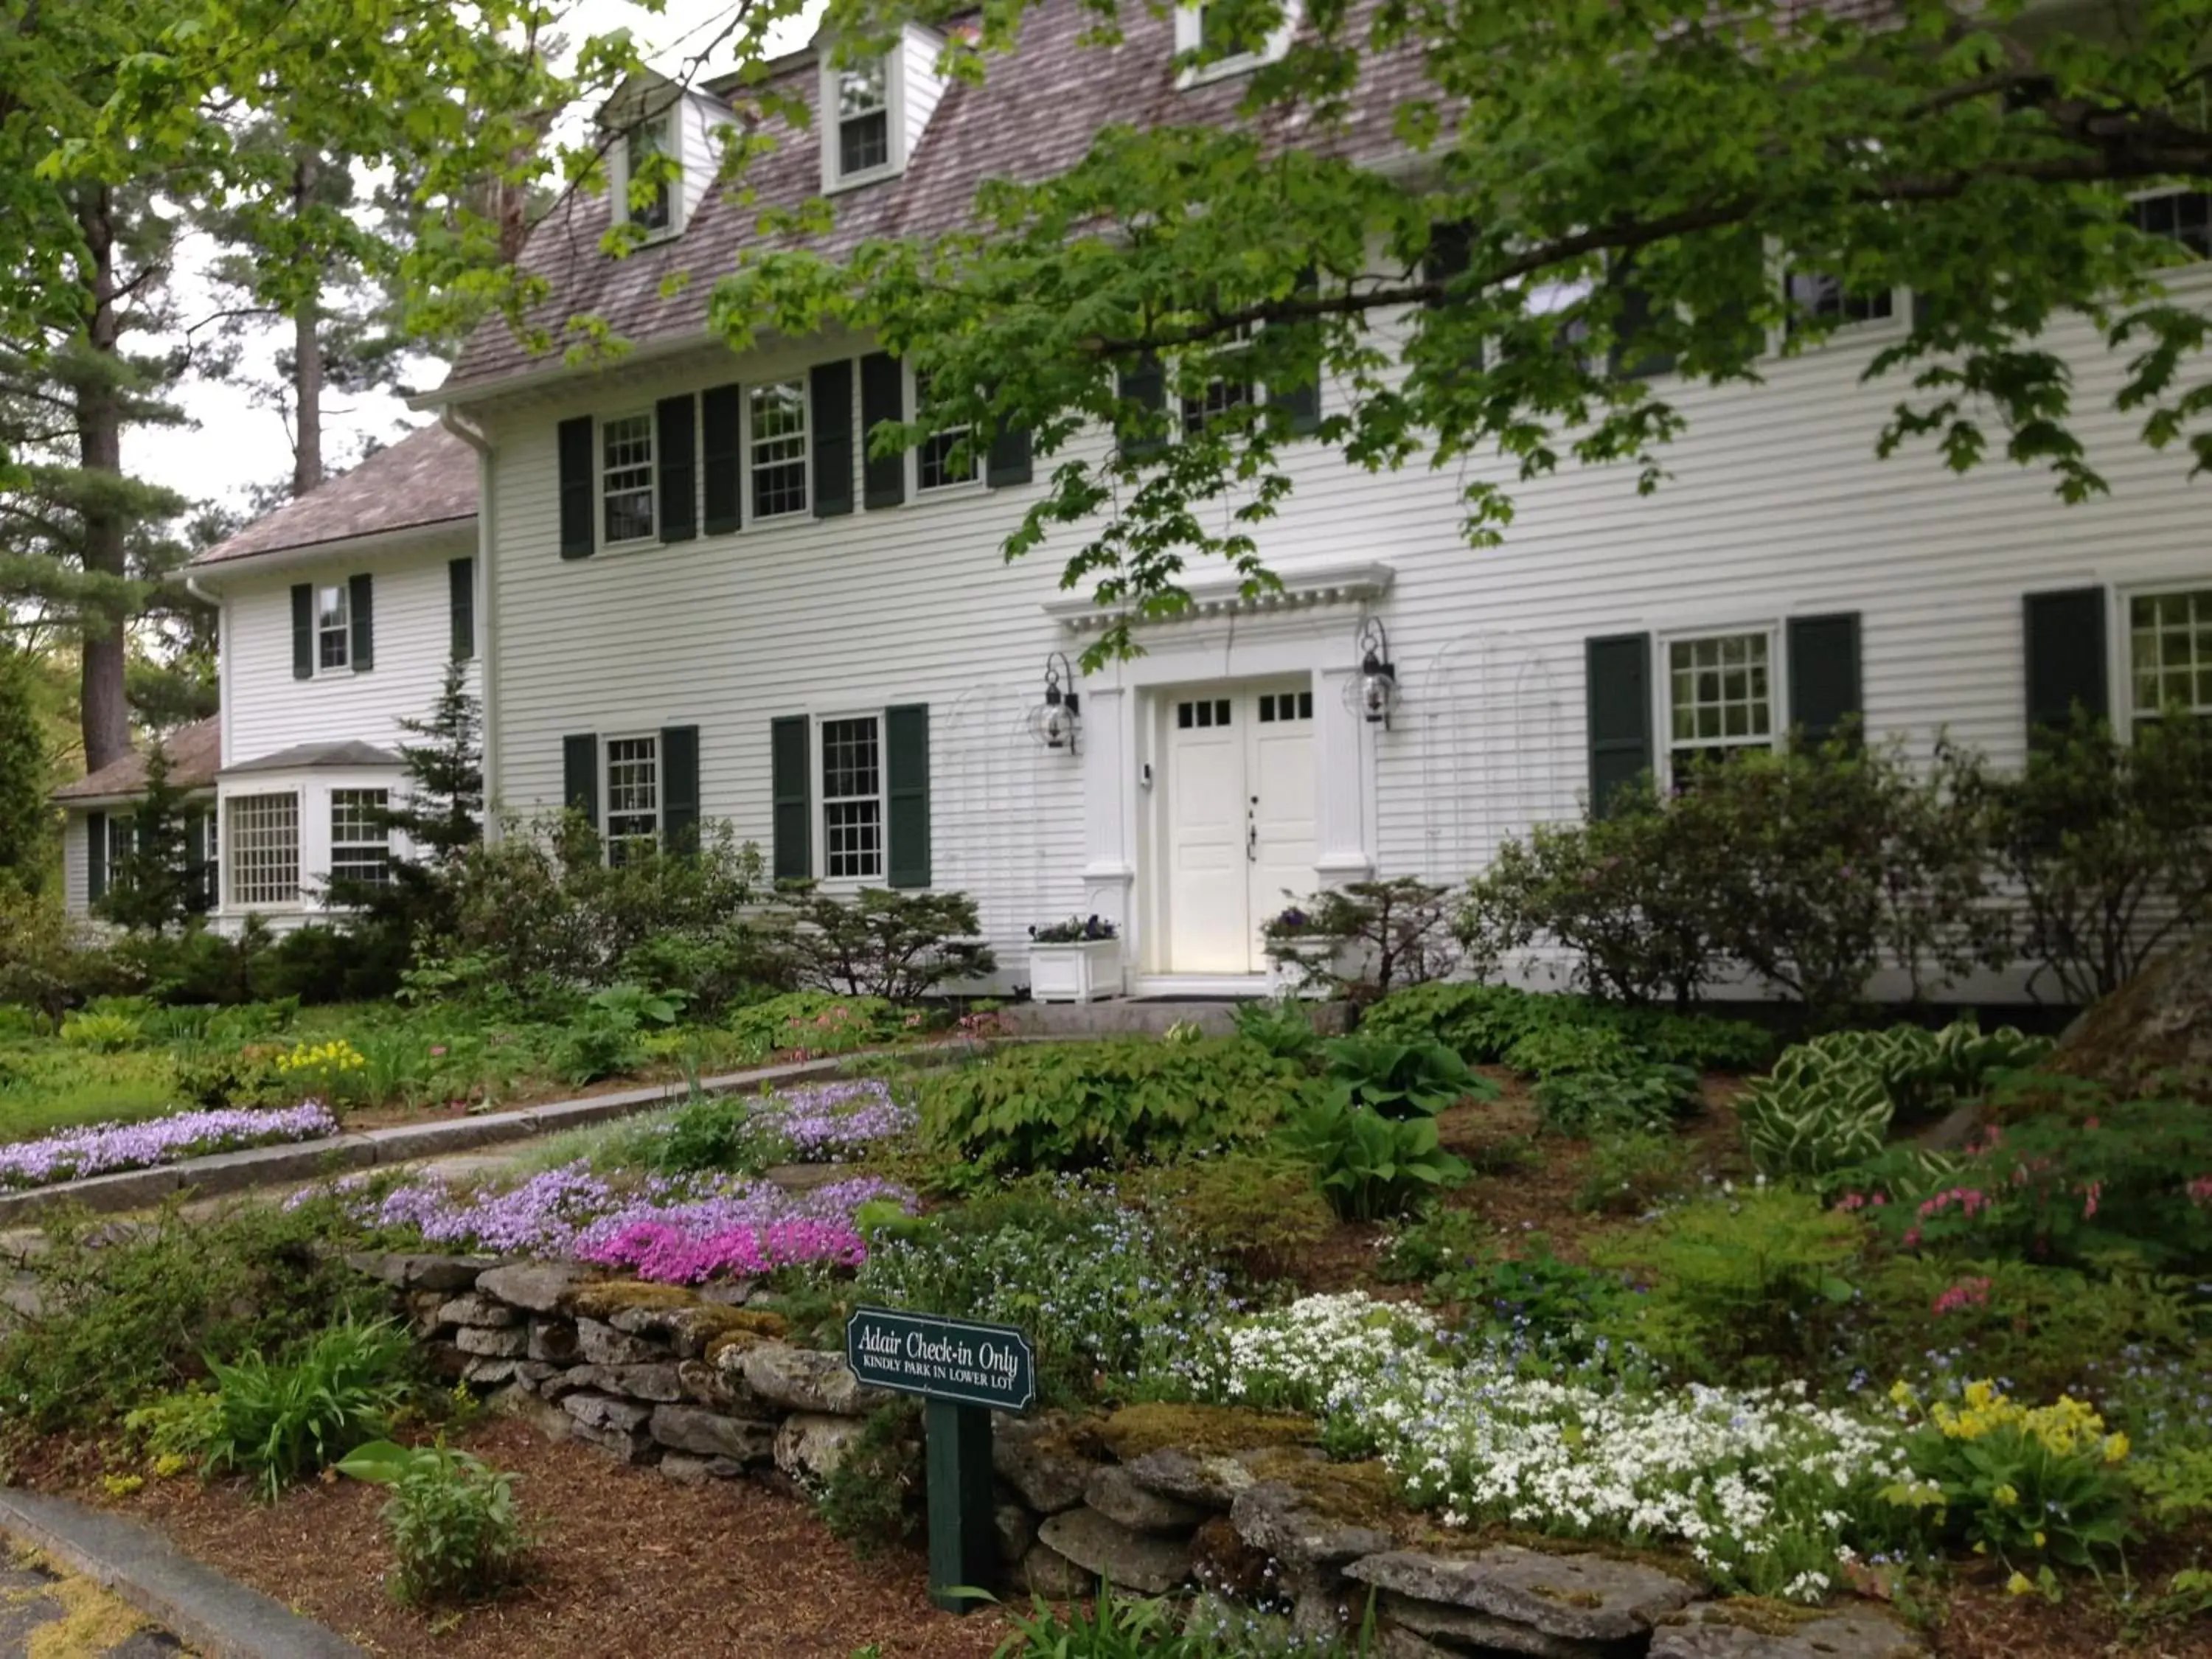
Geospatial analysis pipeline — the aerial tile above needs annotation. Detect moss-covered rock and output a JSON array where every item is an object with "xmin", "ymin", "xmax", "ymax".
[
  {"xmin": 1239, "ymin": 1449, "xmax": 1399, "ymax": 1528},
  {"xmin": 561, "ymin": 1279, "xmax": 700, "ymax": 1319},
  {"xmin": 1099, "ymin": 1402, "xmax": 1316, "ymax": 1461}
]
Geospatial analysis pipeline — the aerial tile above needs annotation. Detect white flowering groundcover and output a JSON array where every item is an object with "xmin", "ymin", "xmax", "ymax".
[{"xmin": 1186, "ymin": 1293, "xmax": 1907, "ymax": 1601}]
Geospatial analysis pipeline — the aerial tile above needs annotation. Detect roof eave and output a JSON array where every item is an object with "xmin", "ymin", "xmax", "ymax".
[{"xmin": 188, "ymin": 515, "xmax": 478, "ymax": 585}]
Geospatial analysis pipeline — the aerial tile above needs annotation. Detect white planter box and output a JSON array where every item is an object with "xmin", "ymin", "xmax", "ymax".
[
  {"xmin": 1266, "ymin": 936, "xmax": 1346, "ymax": 999},
  {"xmin": 1029, "ymin": 938, "xmax": 1124, "ymax": 1004}
]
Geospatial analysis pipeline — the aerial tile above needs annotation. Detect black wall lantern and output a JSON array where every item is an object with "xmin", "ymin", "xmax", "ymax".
[
  {"xmin": 1357, "ymin": 617, "xmax": 1399, "ymax": 728},
  {"xmin": 1029, "ymin": 651, "xmax": 1082, "ymax": 752}
]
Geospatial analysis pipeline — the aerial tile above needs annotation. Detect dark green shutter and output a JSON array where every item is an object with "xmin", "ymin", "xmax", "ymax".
[
  {"xmin": 563, "ymin": 733, "xmax": 599, "ymax": 830},
  {"xmin": 656, "ymin": 394, "xmax": 696, "ymax": 543},
  {"xmin": 771, "ymin": 715, "xmax": 811, "ymax": 883},
  {"xmin": 885, "ymin": 703, "xmax": 931, "ymax": 890},
  {"xmin": 1268, "ymin": 265, "xmax": 1323, "ymax": 436},
  {"xmin": 660, "ymin": 724, "xmax": 699, "ymax": 855},
  {"xmin": 290, "ymin": 585, "xmax": 313, "ymax": 679},
  {"xmin": 348, "ymin": 573, "xmax": 373, "ymax": 672},
  {"xmin": 701, "ymin": 383, "xmax": 742, "ymax": 534},
  {"xmin": 986, "ymin": 423, "xmax": 1032, "ymax": 488},
  {"xmin": 449, "ymin": 557, "xmax": 476, "ymax": 660},
  {"xmin": 184, "ymin": 812, "xmax": 210, "ymax": 913},
  {"xmin": 1121, "ymin": 355, "xmax": 1167, "ymax": 459},
  {"xmin": 1787, "ymin": 612, "xmax": 1862, "ymax": 750},
  {"xmin": 1585, "ymin": 633, "xmax": 1652, "ymax": 819},
  {"xmin": 859, "ymin": 352, "xmax": 905, "ymax": 509},
  {"xmin": 86, "ymin": 810, "xmax": 107, "ymax": 904},
  {"xmin": 557, "ymin": 415, "xmax": 595, "ymax": 557},
  {"xmin": 1611, "ymin": 261, "xmax": 1677, "ymax": 380},
  {"xmin": 2025, "ymin": 587, "xmax": 2109, "ymax": 747},
  {"xmin": 1425, "ymin": 220, "xmax": 1472, "ymax": 304},
  {"xmin": 810, "ymin": 363, "xmax": 853, "ymax": 518}
]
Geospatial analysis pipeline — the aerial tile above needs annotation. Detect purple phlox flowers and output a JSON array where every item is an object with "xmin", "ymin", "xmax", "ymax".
[
  {"xmin": 0, "ymin": 1103, "xmax": 340, "ymax": 1191},
  {"xmin": 748, "ymin": 1079, "xmax": 916, "ymax": 1163}
]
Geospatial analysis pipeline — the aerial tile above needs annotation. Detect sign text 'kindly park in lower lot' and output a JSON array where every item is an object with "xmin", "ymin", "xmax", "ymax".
[{"xmin": 846, "ymin": 1307, "xmax": 1037, "ymax": 1413}]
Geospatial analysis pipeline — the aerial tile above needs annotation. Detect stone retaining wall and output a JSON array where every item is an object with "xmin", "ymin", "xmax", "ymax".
[{"xmin": 353, "ymin": 1252, "xmax": 1924, "ymax": 1659}]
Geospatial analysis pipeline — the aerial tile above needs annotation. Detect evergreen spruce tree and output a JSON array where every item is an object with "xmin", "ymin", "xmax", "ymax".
[
  {"xmin": 97, "ymin": 734, "xmax": 194, "ymax": 931},
  {"xmin": 347, "ymin": 663, "xmax": 484, "ymax": 945}
]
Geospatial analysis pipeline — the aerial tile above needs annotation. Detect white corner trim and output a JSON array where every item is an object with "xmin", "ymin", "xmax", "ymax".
[{"xmin": 1044, "ymin": 560, "xmax": 1395, "ymax": 632}]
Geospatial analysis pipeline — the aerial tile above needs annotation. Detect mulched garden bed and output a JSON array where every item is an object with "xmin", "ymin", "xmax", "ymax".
[{"xmin": 68, "ymin": 1418, "xmax": 1011, "ymax": 1659}]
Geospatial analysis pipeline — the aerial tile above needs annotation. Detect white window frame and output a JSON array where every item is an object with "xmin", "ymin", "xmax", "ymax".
[
  {"xmin": 316, "ymin": 582, "xmax": 350, "ymax": 673},
  {"xmin": 328, "ymin": 788, "xmax": 393, "ymax": 890},
  {"xmin": 746, "ymin": 376, "xmax": 812, "ymax": 521},
  {"xmin": 816, "ymin": 712, "xmax": 886, "ymax": 883},
  {"xmin": 104, "ymin": 815, "xmax": 135, "ymax": 891},
  {"xmin": 1175, "ymin": 0, "xmax": 1298, "ymax": 86},
  {"xmin": 2118, "ymin": 579, "xmax": 2212, "ymax": 732},
  {"xmin": 226, "ymin": 791, "xmax": 301, "ymax": 911},
  {"xmin": 602, "ymin": 734, "xmax": 661, "ymax": 866},
  {"xmin": 600, "ymin": 411, "xmax": 657, "ymax": 547},
  {"xmin": 2125, "ymin": 186, "xmax": 2212, "ymax": 265},
  {"xmin": 1658, "ymin": 624, "xmax": 1781, "ymax": 787},
  {"xmin": 613, "ymin": 108, "xmax": 681, "ymax": 240},
  {"xmin": 821, "ymin": 52, "xmax": 903, "ymax": 193},
  {"xmin": 1774, "ymin": 259, "xmax": 1910, "ymax": 352},
  {"xmin": 908, "ymin": 366, "xmax": 983, "ymax": 497}
]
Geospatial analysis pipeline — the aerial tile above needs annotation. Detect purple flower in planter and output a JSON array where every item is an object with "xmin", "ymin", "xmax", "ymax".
[{"xmin": 0, "ymin": 1103, "xmax": 341, "ymax": 1191}]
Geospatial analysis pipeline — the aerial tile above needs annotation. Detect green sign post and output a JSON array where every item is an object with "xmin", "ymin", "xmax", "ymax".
[{"xmin": 847, "ymin": 1307, "xmax": 1036, "ymax": 1614}]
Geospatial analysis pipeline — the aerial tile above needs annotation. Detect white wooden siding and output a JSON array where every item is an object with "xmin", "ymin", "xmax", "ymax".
[
  {"xmin": 60, "ymin": 810, "xmax": 88, "ymax": 914},
  {"xmin": 473, "ymin": 275, "xmax": 2212, "ymax": 983},
  {"xmin": 223, "ymin": 538, "xmax": 480, "ymax": 770}
]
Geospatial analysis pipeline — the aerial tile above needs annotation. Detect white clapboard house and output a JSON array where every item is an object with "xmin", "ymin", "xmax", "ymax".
[{"xmin": 77, "ymin": 1, "xmax": 2212, "ymax": 998}]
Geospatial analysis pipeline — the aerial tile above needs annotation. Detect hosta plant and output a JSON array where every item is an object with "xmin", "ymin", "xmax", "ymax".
[
  {"xmin": 1322, "ymin": 1035, "xmax": 1492, "ymax": 1119},
  {"xmin": 1737, "ymin": 1065, "xmax": 1894, "ymax": 1180},
  {"xmin": 1287, "ymin": 1095, "xmax": 1471, "ymax": 1220}
]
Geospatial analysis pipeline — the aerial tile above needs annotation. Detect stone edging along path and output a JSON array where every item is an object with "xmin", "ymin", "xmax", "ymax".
[{"xmin": 0, "ymin": 1049, "xmax": 926, "ymax": 1227}]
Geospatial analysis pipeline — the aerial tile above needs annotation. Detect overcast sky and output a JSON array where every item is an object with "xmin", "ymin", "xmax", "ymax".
[{"xmin": 133, "ymin": 0, "xmax": 824, "ymax": 519}]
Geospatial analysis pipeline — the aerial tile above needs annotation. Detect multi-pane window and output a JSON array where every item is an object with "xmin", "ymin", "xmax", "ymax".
[
  {"xmin": 837, "ymin": 60, "xmax": 891, "ymax": 178},
  {"xmin": 329, "ymin": 790, "xmax": 392, "ymax": 888},
  {"xmin": 821, "ymin": 717, "xmax": 883, "ymax": 880},
  {"xmin": 749, "ymin": 378, "xmax": 810, "ymax": 518},
  {"xmin": 914, "ymin": 375, "xmax": 975, "ymax": 493},
  {"xmin": 316, "ymin": 584, "xmax": 350, "ymax": 671},
  {"xmin": 625, "ymin": 115, "xmax": 673, "ymax": 234},
  {"xmin": 1257, "ymin": 691, "xmax": 1313, "ymax": 723},
  {"xmin": 2130, "ymin": 588, "xmax": 2212, "ymax": 728},
  {"xmin": 1180, "ymin": 327, "xmax": 1256, "ymax": 436},
  {"xmin": 2128, "ymin": 189, "xmax": 2212, "ymax": 260},
  {"xmin": 105, "ymin": 817, "xmax": 135, "ymax": 891},
  {"xmin": 227, "ymin": 793, "xmax": 299, "ymax": 908},
  {"xmin": 1668, "ymin": 633, "xmax": 1774, "ymax": 773},
  {"xmin": 1784, "ymin": 271, "xmax": 1894, "ymax": 331},
  {"xmin": 1175, "ymin": 698, "xmax": 1234, "ymax": 729},
  {"xmin": 605, "ymin": 737, "xmax": 660, "ymax": 866},
  {"xmin": 602, "ymin": 414, "xmax": 655, "ymax": 543}
]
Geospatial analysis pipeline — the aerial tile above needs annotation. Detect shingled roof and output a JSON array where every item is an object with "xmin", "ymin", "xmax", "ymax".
[
  {"xmin": 191, "ymin": 422, "xmax": 477, "ymax": 569},
  {"xmin": 441, "ymin": 0, "xmax": 1429, "ymax": 397},
  {"xmin": 51, "ymin": 717, "xmax": 221, "ymax": 804}
]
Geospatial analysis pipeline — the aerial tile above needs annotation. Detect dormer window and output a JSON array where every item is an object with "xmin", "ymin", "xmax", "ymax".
[
  {"xmin": 624, "ymin": 115, "xmax": 674, "ymax": 234},
  {"xmin": 1175, "ymin": 0, "xmax": 1297, "ymax": 86},
  {"xmin": 837, "ymin": 60, "xmax": 891, "ymax": 179}
]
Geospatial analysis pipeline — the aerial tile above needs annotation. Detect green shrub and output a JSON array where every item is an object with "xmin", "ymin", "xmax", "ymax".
[
  {"xmin": 2132, "ymin": 1444, "xmax": 2212, "ymax": 1531},
  {"xmin": 1592, "ymin": 1188, "xmax": 1864, "ymax": 1383},
  {"xmin": 813, "ymin": 1402, "xmax": 923, "ymax": 1554},
  {"xmin": 0, "ymin": 1198, "xmax": 388, "ymax": 1431},
  {"xmin": 1231, "ymin": 998, "xmax": 1325, "ymax": 1066},
  {"xmin": 730, "ymin": 990, "xmax": 911, "ymax": 1059},
  {"xmin": 1574, "ymin": 1132, "xmax": 1693, "ymax": 1215},
  {"xmin": 855, "ymin": 1186, "xmax": 1231, "ymax": 1403},
  {"xmin": 1123, "ymin": 1152, "xmax": 1335, "ymax": 1282},
  {"xmin": 194, "ymin": 1318, "xmax": 414, "ymax": 1498},
  {"xmin": 1265, "ymin": 877, "xmax": 1467, "ymax": 999},
  {"xmin": 776, "ymin": 886, "xmax": 997, "ymax": 1001},
  {"xmin": 1607, "ymin": 1009, "xmax": 1773, "ymax": 1074},
  {"xmin": 549, "ymin": 982, "xmax": 684, "ymax": 1085},
  {"xmin": 1530, "ymin": 1057, "xmax": 1697, "ymax": 1138},
  {"xmin": 919, "ymin": 1038, "xmax": 1309, "ymax": 1183},
  {"xmin": 1501, "ymin": 1023, "xmax": 1641, "ymax": 1079},
  {"xmin": 338, "ymin": 1439, "xmax": 531, "ymax": 1604},
  {"xmin": 1286, "ymin": 1095, "xmax": 1470, "ymax": 1221},
  {"xmin": 57, "ymin": 1009, "xmax": 142, "ymax": 1052},
  {"xmin": 1322, "ymin": 1034, "xmax": 1491, "ymax": 1119},
  {"xmin": 1360, "ymin": 982, "xmax": 1769, "ymax": 1074}
]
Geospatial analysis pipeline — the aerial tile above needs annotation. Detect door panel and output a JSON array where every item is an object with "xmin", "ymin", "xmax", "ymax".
[
  {"xmin": 1248, "ymin": 700, "xmax": 1317, "ymax": 967},
  {"xmin": 1166, "ymin": 698, "xmax": 1250, "ymax": 973}
]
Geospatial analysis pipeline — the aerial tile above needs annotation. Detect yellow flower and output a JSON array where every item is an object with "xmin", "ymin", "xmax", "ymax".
[
  {"xmin": 2033, "ymin": 1531, "xmax": 2046, "ymax": 1548},
  {"xmin": 1992, "ymin": 1484, "xmax": 2019, "ymax": 1509},
  {"xmin": 2006, "ymin": 1572, "xmax": 2034, "ymax": 1597},
  {"xmin": 1964, "ymin": 1379, "xmax": 1997, "ymax": 1410},
  {"xmin": 1889, "ymin": 1380, "xmax": 1918, "ymax": 1409},
  {"xmin": 2102, "ymin": 1432, "xmax": 2129, "ymax": 1464},
  {"xmin": 1973, "ymin": 1541, "xmax": 1989, "ymax": 1555}
]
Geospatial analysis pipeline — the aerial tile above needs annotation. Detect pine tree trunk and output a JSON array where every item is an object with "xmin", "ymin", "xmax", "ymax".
[
  {"xmin": 291, "ymin": 156, "xmax": 324, "ymax": 496},
  {"xmin": 75, "ymin": 187, "xmax": 131, "ymax": 776}
]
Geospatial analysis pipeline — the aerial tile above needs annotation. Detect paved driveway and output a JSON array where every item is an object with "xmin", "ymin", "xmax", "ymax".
[{"xmin": 0, "ymin": 1555, "xmax": 187, "ymax": 1658}]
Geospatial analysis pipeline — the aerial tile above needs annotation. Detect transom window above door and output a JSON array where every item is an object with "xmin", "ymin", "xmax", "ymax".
[
  {"xmin": 316, "ymin": 584, "xmax": 349, "ymax": 670},
  {"xmin": 1176, "ymin": 698, "xmax": 1234, "ymax": 729},
  {"xmin": 1668, "ymin": 631, "xmax": 1773, "ymax": 771},
  {"xmin": 822, "ymin": 716, "xmax": 884, "ymax": 880},
  {"xmin": 2130, "ymin": 587, "xmax": 2212, "ymax": 727},
  {"xmin": 1258, "ymin": 691, "xmax": 1313, "ymax": 723},
  {"xmin": 602, "ymin": 414, "xmax": 655, "ymax": 543}
]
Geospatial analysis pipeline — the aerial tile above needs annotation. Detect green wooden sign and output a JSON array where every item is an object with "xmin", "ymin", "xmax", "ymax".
[{"xmin": 846, "ymin": 1306, "xmax": 1036, "ymax": 1413}]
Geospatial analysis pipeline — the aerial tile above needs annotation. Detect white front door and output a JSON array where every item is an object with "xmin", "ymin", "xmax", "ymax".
[{"xmin": 1164, "ymin": 683, "xmax": 1317, "ymax": 973}]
